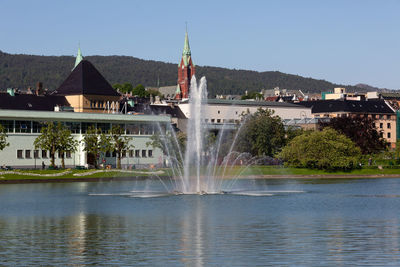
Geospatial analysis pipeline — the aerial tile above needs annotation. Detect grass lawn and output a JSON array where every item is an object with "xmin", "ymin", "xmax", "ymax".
[
  {"xmin": 0, "ymin": 169, "xmax": 164, "ymax": 181},
  {"xmin": 1, "ymin": 166, "xmax": 400, "ymax": 182}
]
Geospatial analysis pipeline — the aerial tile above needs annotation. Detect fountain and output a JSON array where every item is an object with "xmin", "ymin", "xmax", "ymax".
[{"xmin": 160, "ymin": 75, "xmax": 257, "ymax": 194}]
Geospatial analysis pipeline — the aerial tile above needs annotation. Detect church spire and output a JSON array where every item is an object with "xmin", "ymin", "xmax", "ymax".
[
  {"xmin": 182, "ymin": 30, "xmax": 191, "ymax": 66},
  {"xmin": 74, "ymin": 45, "xmax": 83, "ymax": 70}
]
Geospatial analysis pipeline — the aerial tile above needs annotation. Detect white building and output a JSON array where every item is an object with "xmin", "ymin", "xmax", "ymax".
[{"xmin": 0, "ymin": 109, "xmax": 169, "ymax": 169}]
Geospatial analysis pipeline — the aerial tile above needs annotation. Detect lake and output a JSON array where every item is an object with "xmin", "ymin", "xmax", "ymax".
[{"xmin": 0, "ymin": 178, "xmax": 400, "ymax": 266}]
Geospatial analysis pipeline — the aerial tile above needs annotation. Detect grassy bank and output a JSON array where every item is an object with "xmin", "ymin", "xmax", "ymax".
[
  {"xmin": 0, "ymin": 169, "xmax": 166, "ymax": 182},
  {"xmin": 1, "ymin": 166, "xmax": 400, "ymax": 183}
]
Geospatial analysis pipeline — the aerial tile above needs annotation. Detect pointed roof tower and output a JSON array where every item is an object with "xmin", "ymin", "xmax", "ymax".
[
  {"xmin": 74, "ymin": 45, "xmax": 83, "ymax": 69},
  {"xmin": 182, "ymin": 31, "xmax": 192, "ymax": 66}
]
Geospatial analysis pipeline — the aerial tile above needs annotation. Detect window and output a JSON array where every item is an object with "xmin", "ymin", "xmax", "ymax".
[
  {"xmin": 42, "ymin": 150, "xmax": 47, "ymax": 158},
  {"xmin": 387, "ymin": 115, "xmax": 392, "ymax": 120},
  {"xmin": 380, "ymin": 123, "xmax": 383, "ymax": 129},
  {"xmin": 388, "ymin": 132, "xmax": 391, "ymax": 138},
  {"xmin": 66, "ymin": 151, "xmax": 72, "ymax": 158},
  {"xmin": 15, "ymin": 120, "xmax": 31, "ymax": 133},
  {"xmin": 106, "ymin": 151, "xmax": 111, "ymax": 157},
  {"xmin": 218, "ymin": 110, "xmax": 220, "ymax": 114},
  {"xmin": 129, "ymin": 150, "xmax": 134, "ymax": 158},
  {"xmin": 126, "ymin": 123, "xmax": 140, "ymax": 135},
  {"xmin": 25, "ymin": 150, "xmax": 31, "ymax": 158},
  {"xmin": 97, "ymin": 123, "xmax": 111, "ymax": 133},
  {"xmin": 122, "ymin": 150, "xmax": 126, "ymax": 158},
  {"xmin": 148, "ymin": 150, "xmax": 153, "ymax": 157},
  {"xmin": 58, "ymin": 151, "xmax": 63, "ymax": 158},
  {"xmin": 0, "ymin": 120, "xmax": 14, "ymax": 132},
  {"xmin": 387, "ymin": 123, "xmax": 391, "ymax": 129},
  {"xmin": 142, "ymin": 150, "xmax": 147, "ymax": 158},
  {"xmin": 211, "ymin": 119, "xmax": 215, "ymax": 123},
  {"xmin": 34, "ymin": 150, "xmax": 40, "ymax": 159},
  {"xmin": 217, "ymin": 119, "xmax": 221, "ymax": 123},
  {"xmin": 81, "ymin": 122, "xmax": 95, "ymax": 133},
  {"xmin": 135, "ymin": 150, "xmax": 140, "ymax": 157},
  {"xmin": 65, "ymin": 122, "xmax": 81, "ymax": 134},
  {"xmin": 32, "ymin": 121, "xmax": 45, "ymax": 133},
  {"xmin": 112, "ymin": 151, "xmax": 116, "ymax": 157},
  {"xmin": 17, "ymin": 150, "xmax": 23, "ymax": 158}
]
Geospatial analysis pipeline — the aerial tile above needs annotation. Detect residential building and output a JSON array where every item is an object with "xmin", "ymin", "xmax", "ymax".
[{"xmin": 299, "ymin": 99, "xmax": 396, "ymax": 148}]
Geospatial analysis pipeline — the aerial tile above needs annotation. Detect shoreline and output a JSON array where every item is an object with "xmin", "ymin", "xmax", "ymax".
[{"xmin": 1, "ymin": 173, "xmax": 400, "ymax": 184}]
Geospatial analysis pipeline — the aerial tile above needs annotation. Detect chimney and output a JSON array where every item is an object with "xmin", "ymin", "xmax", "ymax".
[{"xmin": 36, "ymin": 82, "xmax": 43, "ymax": 96}]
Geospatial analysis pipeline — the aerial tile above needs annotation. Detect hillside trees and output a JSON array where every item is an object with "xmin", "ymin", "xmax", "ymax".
[
  {"xmin": 0, "ymin": 52, "xmax": 364, "ymax": 95},
  {"xmin": 278, "ymin": 128, "xmax": 362, "ymax": 170}
]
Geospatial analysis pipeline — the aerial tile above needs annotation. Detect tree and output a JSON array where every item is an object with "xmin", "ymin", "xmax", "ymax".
[
  {"xmin": 148, "ymin": 130, "xmax": 186, "ymax": 164},
  {"xmin": 56, "ymin": 123, "xmax": 78, "ymax": 169},
  {"xmin": 0, "ymin": 124, "xmax": 9, "ymax": 151},
  {"xmin": 235, "ymin": 108, "xmax": 286, "ymax": 157},
  {"xmin": 34, "ymin": 122, "xmax": 58, "ymax": 167},
  {"xmin": 82, "ymin": 126, "xmax": 111, "ymax": 168},
  {"xmin": 108, "ymin": 125, "xmax": 133, "ymax": 169},
  {"xmin": 241, "ymin": 91, "xmax": 263, "ymax": 100},
  {"xmin": 319, "ymin": 116, "xmax": 387, "ymax": 154},
  {"xmin": 34, "ymin": 122, "xmax": 78, "ymax": 168},
  {"xmin": 278, "ymin": 128, "xmax": 362, "ymax": 171},
  {"xmin": 132, "ymin": 84, "xmax": 147, "ymax": 97}
]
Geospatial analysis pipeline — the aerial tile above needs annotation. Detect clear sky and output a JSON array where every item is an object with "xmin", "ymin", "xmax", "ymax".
[{"xmin": 1, "ymin": 0, "xmax": 399, "ymax": 89}]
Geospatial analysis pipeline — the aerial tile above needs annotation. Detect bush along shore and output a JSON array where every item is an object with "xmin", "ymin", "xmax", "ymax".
[{"xmin": 1, "ymin": 166, "xmax": 400, "ymax": 183}]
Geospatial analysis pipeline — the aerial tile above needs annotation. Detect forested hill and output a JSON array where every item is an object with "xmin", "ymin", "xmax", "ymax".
[{"xmin": 0, "ymin": 50, "xmax": 377, "ymax": 96}]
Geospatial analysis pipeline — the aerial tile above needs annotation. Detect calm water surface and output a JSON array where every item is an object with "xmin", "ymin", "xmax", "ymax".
[{"xmin": 1, "ymin": 178, "xmax": 400, "ymax": 266}]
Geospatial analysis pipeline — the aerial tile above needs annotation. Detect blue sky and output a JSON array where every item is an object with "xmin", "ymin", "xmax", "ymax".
[{"xmin": 1, "ymin": 0, "xmax": 399, "ymax": 89}]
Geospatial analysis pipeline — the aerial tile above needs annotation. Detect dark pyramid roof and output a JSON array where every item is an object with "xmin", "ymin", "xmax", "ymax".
[{"xmin": 55, "ymin": 60, "xmax": 120, "ymax": 96}]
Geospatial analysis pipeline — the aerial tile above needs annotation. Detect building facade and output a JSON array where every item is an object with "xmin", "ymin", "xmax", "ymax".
[{"xmin": 0, "ymin": 109, "xmax": 169, "ymax": 168}]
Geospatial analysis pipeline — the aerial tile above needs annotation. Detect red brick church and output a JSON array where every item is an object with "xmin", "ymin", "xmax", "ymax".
[{"xmin": 176, "ymin": 31, "xmax": 195, "ymax": 100}]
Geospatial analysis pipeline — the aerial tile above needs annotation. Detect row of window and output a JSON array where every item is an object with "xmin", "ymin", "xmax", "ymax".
[
  {"xmin": 205, "ymin": 119, "xmax": 239, "ymax": 124},
  {"xmin": 0, "ymin": 120, "xmax": 165, "ymax": 135},
  {"xmin": 380, "ymin": 132, "xmax": 392, "ymax": 139},
  {"xmin": 105, "ymin": 149, "xmax": 153, "ymax": 158},
  {"xmin": 17, "ymin": 150, "xmax": 72, "ymax": 159},
  {"xmin": 377, "ymin": 122, "xmax": 391, "ymax": 129},
  {"xmin": 16, "ymin": 149, "xmax": 154, "ymax": 159}
]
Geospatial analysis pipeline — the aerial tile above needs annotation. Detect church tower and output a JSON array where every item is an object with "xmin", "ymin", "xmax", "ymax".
[
  {"xmin": 176, "ymin": 31, "xmax": 195, "ymax": 99},
  {"xmin": 73, "ymin": 45, "xmax": 83, "ymax": 70}
]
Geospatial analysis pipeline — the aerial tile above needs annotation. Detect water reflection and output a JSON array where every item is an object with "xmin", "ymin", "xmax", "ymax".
[{"xmin": 1, "ymin": 179, "xmax": 400, "ymax": 265}]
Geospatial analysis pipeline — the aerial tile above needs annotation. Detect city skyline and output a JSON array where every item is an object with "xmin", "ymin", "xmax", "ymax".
[{"xmin": 1, "ymin": 0, "xmax": 399, "ymax": 89}]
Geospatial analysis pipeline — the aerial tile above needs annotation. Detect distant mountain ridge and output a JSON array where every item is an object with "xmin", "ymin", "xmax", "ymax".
[{"xmin": 0, "ymin": 50, "xmax": 392, "ymax": 96}]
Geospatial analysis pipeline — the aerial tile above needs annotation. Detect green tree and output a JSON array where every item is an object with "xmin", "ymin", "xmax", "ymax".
[
  {"xmin": 56, "ymin": 123, "xmax": 78, "ymax": 169},
  {"xmin": 82, "ymin": 126, "xmax": 111, "ymax": 168},
  {"xmin": 132, "ymin": 84, "xmax": 147, "ymax": 97},
  {"xmin": 278, "ymin": 128, "xmax": 362, "ymax": 171},
  {"xmin": 34, "ymin": 122, "xmax": 58, "ymax": 168},
  {"xmin": 319, "ymin": 116, "xmax": 387, "ymax": 154},
  {"xmin": 235, "ymin": 108, "xmax": 286, "ymax": 157},
  {"xmin": 241, "ymin": 91, "xmax": 263, "ymax": 100},
  {"xmin": 108, "ymin": 125, "xmax": 133, "ymax": 169},
  {"xmin": 34, "ymin": 122, "xmax": 78, "ymax": 168},
  {"xmin": 0, "ymin": 125, "xmax": 9, "ymax": 151},
  {"xmin": 148, "ymin": 131, "xmax": 186, "ymax": 164}
]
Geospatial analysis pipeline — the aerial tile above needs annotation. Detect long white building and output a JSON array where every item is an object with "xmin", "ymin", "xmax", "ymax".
[{"xmin": 0, "ymin": 109, "xmax": 169, "ymax": 169}]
